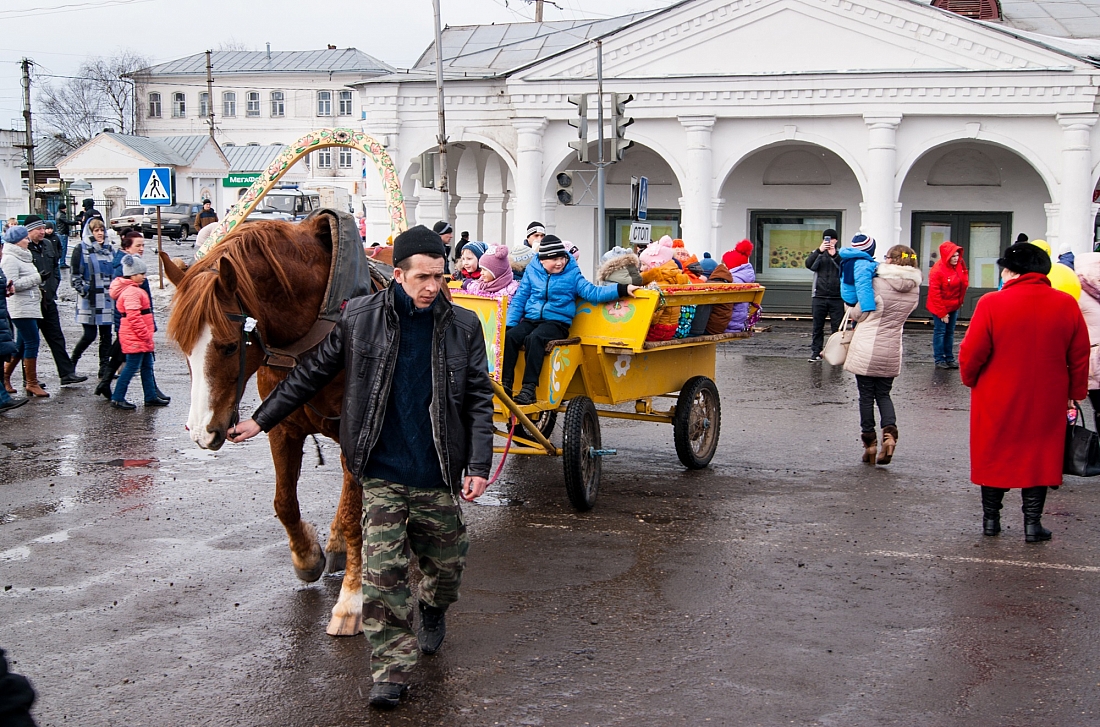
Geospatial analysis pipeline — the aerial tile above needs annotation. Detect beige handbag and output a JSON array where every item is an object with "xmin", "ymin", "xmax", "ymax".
[{"xmin": 821, "ymin": 307, "xmax": 853, "ymax": 365}]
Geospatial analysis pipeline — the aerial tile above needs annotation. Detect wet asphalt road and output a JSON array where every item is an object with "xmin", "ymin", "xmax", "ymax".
[{"xmin": 4, "ymin": 292, "xmax": 1100, "ymax": 726}]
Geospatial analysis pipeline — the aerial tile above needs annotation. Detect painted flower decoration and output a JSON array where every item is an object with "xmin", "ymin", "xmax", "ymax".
[{"xmin": 614, "ymin": 354, "xmax": 631, "ymax": 378}]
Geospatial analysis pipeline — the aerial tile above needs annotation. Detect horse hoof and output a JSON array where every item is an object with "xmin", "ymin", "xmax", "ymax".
[
  {"xmin": 326, "ymin": 611, "xmax": 363, "ymax": 637},
  {"xmin": 324, "ymin": 550, "xmax": 347, "ymax": 574},
  {"xmin": 293, "ymin": 546, "xmax": 326, "ymax": 583}
]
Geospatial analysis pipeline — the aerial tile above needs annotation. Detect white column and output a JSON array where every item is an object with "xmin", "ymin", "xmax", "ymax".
[
  {"xmin": 863, "ymin": 116, "xmax": 902, "ymax": 250},
  {"xmin": 513, "ymin": 117, "xmax": 548, "ymax": 245},
  {"xmin": 1045, "ymin": 202, "xmax": 1060, "ymax": 247},
  {"xmin": 678, "ymin": 115, "xmax": 716, "ymax": 253},
  {"xmin": 1057, "ymin": 114, "xmax": 1099, "ymax": 255}
]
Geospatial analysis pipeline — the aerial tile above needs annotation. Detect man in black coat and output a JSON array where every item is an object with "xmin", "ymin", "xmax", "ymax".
[
  {"xmin": 805, "ymin": 228, "xmax": 845, "ymax": 362},
  {"xmin": 0, "ymin": 648, "xmax": 37, "ymax": 727},
  {"xmin": 54, "ymin": 204, "xmax": 71, "ymax": 269},
  {"xmin": 75, "ymin": 198, "xmax": 103, "ymax": 236},
  {"xmin": 24, "ymin": 217, "xmax": 86, "ymax": 386},
  {"xmin": 227, "ymin": 224, "xmax": 494, "ymax": 710}
]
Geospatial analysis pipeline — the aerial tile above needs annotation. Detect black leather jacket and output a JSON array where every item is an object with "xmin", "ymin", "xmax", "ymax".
[
  {"xmin": 253, "ymin": 283, "xmax": 495, "ymax": 492},
  {"xmin": 29, "ymin": 235, "xmax": 63, "ymax": 301}
]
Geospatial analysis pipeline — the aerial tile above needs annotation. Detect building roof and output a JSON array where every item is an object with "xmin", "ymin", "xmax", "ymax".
[
  {"xmin": 28, "ymin": 136, "xmax": 74, "ymax": 169},
  {"xmin": 222, "ymin": 143, "xmax": 286, "ymax": 172},
  {"xmin": 135, "ymin": 48, "xmax": 393, "ymax": 77},
  {"xmin": 105, "ymin": 134, "xmax": 211, "ymax": 166},
  {"xmin": 409, "ymin": 14, "xmax": 654, "ymax": 78},
  {"xmin": 915, "ymin": 0, "xmax": 1100, "ymax": 60}
]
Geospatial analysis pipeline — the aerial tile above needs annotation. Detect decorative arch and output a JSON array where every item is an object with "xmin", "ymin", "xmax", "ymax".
[
  {"xmin": 896, "ymin": 131, "xmax": 1056, "ymax": 201},
  {"xmin": 196, "ymin": 128, "xmax": 406, "ymax": 259},
  {"xmin": 715, "ymin": 132, "xmax": 869, "ymax": 202}
]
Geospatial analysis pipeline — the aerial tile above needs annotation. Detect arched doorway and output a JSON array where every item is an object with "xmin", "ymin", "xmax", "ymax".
[
  {"xmin": 899, "ymin": 140, "xmax": 1051, "ymax": 317},
  {"xmin": 718, "ymin": 142, "xmax": 863, "ymax": 313}
]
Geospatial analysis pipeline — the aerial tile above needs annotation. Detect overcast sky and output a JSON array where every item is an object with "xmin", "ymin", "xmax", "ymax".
[{"xmin": 0, "ymin": 0, "xmax": 670, "ymax": 127}]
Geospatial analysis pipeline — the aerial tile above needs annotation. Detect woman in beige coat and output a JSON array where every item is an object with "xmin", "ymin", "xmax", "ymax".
[
  {"xmin": 843, "ymin": 245, "xmax": 923, "ymax": 464},
  {"xmin": 1076, "ymin": 252, "xmax": 1100, "ymax": 429}
]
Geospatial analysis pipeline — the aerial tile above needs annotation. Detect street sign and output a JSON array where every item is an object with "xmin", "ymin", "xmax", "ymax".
[
  {"xmin": 629, "ymin": 222, "xmax": 651, "ymax": 246},
  {"xmin": 223, "ymin": 172, "xmax": 261, "ymax": 188},
  {"xmin": 637, "ymin": 176, "xmax": 648, "ymax": 221},
  {"xmin": 138, "ymin": 167, "xmax": 173, "ymax": 205}
]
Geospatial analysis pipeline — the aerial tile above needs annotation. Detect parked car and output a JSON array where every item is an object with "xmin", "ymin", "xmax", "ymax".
[
  {"xmin": 140, "ymin": 203, "xmax": 202, "ymax": 240},
  {"xmin": 249, "ymin": 186, "xmax": 320, "ymax": 222},
  {"xmin": 110, "ymin": 206, "xmax": 152, "ymax": 234}
]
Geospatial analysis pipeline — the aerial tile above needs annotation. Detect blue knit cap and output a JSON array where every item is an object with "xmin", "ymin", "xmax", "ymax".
[
  {"xmin": 462, "ymin": 240, "xmax": 488, "ymax": 259},
  {"xmin": 850, "ymin": 234, "xmax": 876, "ymax": 257},
  {"xmin": 2, "ymin": 225, "xmax": 28, "ymax": 244}
]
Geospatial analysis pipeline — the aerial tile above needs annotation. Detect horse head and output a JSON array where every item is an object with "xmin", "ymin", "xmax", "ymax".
[{"xmin": 168, "ymin": 220, "xmax": 322, "ymax": 450}]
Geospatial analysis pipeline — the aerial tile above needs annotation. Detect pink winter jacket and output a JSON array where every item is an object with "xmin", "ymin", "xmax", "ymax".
[
  {"xmin": 109, "ymin": 277, "xmax": 154, "ymax": 354},
  {"xmin": 1076, "ymin": 252, "xmax": 1100, "ymax": 390}
]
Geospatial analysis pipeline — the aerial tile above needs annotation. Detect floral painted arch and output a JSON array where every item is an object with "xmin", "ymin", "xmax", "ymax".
[{"xmin": 195, "ymin": 128, "xmax": 408, "ymax": 259}]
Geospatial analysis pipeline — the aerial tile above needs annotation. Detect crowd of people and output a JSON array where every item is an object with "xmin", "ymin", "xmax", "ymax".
[{"xmin": 0, "ymin": 198, "xmax": 168, "ymax": 414}]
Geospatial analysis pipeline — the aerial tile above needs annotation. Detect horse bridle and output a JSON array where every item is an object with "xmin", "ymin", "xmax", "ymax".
[{"xmin": 224, "ymin": 295, "xmax": 264, "ymax": 430}]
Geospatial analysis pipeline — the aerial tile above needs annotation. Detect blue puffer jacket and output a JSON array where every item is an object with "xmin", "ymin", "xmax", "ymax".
[
  {"xmin": 838, "ymin": 248, "xmax": 878, "ymax": 313},
  {"xmin": 0, "ymin": 269, "xmax": 17, "ymax": 359},
  {"xmin": 507, "ymin": 256, "xmax": 624, "ymax": 326}
]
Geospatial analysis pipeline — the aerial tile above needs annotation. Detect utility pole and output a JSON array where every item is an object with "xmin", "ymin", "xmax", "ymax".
[
  {"xmin": 205, "ymin": 50, "xmax": 215, "ymax": 141},
  {"xmin": 535, "ymin": 0, "xmax": 544, "ymax": 22},
  {"xmin": 432, "ymin": 0, "xmax": 449, "ymax": 217},
  {"xmin": 21, "ymin": 58, "xmax": 35, "ymax": 215}
]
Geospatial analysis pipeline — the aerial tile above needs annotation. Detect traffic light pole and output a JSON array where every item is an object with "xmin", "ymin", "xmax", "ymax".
[{"xmin": 596, "ymin": 40, "xmax": 606, "ymax": 265}]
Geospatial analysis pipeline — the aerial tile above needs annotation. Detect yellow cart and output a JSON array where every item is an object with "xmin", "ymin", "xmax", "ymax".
[{"xmin": 452, "ymin": 283, "xmax": 766, "ymax": 510}]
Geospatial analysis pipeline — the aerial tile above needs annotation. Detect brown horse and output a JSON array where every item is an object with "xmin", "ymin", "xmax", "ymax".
[{"xmin": 163, "ymin": 216, "xmax": 365, "ymax": 637}]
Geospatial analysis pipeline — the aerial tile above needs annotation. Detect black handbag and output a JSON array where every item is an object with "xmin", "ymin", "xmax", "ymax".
[{"xmin": 1064, "ymin": 403, "xmax": 1100, "ymax": 477}]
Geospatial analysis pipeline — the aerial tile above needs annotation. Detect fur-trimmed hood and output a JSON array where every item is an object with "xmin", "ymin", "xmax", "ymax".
[
  {"xmin": 596, "ymin": 250, "xmax": 643, "ymax": 286},
  {"xmin": 875, "ymin": 263, "xmax": 922, "ymax": 292}
]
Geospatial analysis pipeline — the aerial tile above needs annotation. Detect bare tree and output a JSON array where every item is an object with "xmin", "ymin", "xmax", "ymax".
[
  {"xmin": 36, "ymin": 50, "xmax": 150, "ymax": 151},
  {"xmin": 215, "ymin": 39, "xmax": 252, "ymax": 52}
]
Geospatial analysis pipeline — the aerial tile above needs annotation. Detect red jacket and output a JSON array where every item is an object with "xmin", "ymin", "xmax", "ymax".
[
  {"xmin": 109, "ymin": 278, "xmax": 154, "ymax": 354},
  {"xmin": 960, "ymin": 273, "xmax": 1089, "ymax": 488},
  {"xmin": 926, "ymin": 241, "xmax": 969, "ymax": 318}
]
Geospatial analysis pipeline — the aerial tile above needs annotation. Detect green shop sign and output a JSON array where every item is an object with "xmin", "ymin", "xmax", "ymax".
[{"xmin": 223, "ymin": 173, "xmax": 261, "ymax": 187}]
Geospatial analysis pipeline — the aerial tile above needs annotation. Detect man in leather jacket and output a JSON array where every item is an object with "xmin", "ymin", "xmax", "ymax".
[{"xmin": 228, "ymin": 224, "xmax": 494, "ymax": 709}]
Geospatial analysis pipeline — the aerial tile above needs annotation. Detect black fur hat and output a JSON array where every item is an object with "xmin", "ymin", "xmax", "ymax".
[{"xmin": 997, "ymin": 242, "xmax": 1051, "ymax": 275}]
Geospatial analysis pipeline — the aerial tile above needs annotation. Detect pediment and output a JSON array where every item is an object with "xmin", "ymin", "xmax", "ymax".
[{"xmin": 515, "ymin": 0, "xmax": 1088, "ymax": 81}]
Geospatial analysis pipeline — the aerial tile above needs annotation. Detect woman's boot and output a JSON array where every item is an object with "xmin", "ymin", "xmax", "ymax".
[
  {"xmin": 1022, "ymin": 486, "xmax": 1052, "ymax": 543},
  {"xmin": 877, "ymin": 425, "xmax": 898, "ymax": 465},
  {"xmin": 861, "ymin": 431, "xmax": 878, "ymax": 464},
  {"xmin": 22, "ymin": 359, "xmax": 49, "ymax": 398},
  {"xmin": 2, "ymin": 355, "xmax": 19, "ymax": 394},
  {"xmin": 980, "ymin": 486, "xmax": 1004, "ymax": 536}
]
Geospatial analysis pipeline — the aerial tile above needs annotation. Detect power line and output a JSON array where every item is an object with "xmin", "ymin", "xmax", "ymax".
[{"xmin": 0, "ymin": 0, "xmax": 156, "ymax": 20}]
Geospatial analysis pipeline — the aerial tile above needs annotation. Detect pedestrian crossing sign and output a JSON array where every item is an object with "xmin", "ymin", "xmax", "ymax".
[{"xmin": 138, "ymin": 167, "xmax": 173, "ymax": 205}]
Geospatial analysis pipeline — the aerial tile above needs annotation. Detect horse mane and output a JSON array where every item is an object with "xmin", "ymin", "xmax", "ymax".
[{"xmin": 168, "ymin": 220, "xmax": 309, "ymax": 354}]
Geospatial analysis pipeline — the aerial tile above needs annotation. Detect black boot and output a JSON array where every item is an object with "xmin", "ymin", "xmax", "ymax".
[
  {"xmin": 368, "ymin": 681, "xmax": 407, "ymax": 709},
  {"xmin": 417, "ymin": 601, "xmax": 447, "ymax": 655},
  {"xmin": 980, "ymin": 486, "xmax": 1004, "ymax": 536},
  {"xmin": 1022, "ymin": 486, "xmax": 1052, "ymax": 543},
  {"xmin": 514, "ymin": 384, "xmax": 537, "ymax": 405},
  {"xmin": 94, "ymin": 374, "xmax": 113, "ymax": 399}
]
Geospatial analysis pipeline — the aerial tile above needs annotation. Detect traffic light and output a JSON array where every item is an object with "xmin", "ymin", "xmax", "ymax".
[
  {"xmin": 567, "ymin": 94, "xmax": 589, "ymax": 163},
  {"xmin": 610, "ymin": 92, "xmax": 634, "ymax": 162},
  {"xmin": 556, "ymin": 172, "xmax": 574, "ymax": 205}
]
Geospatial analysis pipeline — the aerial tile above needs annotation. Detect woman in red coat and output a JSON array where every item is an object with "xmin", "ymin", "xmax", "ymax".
[
  {"xmin": 927, "ymin": 241, "xmax": 969, "ymax": 369},
  {"xmin": 960, "ymin": 243, "xmax": 1089, "ymax": 542}
]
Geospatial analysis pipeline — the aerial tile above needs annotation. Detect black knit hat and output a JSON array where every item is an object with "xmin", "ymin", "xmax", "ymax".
[
  {"xmin": 527, "ymin": 220, "xmax": 545, "ymax": 236},
  {"xmin": 432, "ymin": 220, "xmax": 453, "ymax": 236},
  {"xmin": 538, "ymin": 234, "xmax": 568, "ymax": 260},
  {"xmin": 997, "ymin": 242, "xmax": 1051, "ymax": 276},
  {"xmin": 823, "ymin": 228, "xmax": 838, "ymax": 241},
  {"xmin": 393, "ymin": 225, "xmax": 447, "ymax": 266}
]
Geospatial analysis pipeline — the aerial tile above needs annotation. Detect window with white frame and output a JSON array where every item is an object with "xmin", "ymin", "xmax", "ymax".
[
  {"xmin": 316, "ymin": 149, "xmax": 332, "ymax": 168},
  {"xmin": 270, "ymin": 91, "xmax": 285, "ymax": 117},
  {"xmin": 199, "ymin": 92, "xmax": 209, "ymax": 117},
  {"xmin": 246, "ymin": 91, "xmax": 260, "ymax": 117},
  {"xmin": 148, "ymin": 92, "xmax": 162, "ymax": 118},
  {"xmin": 317, "ymin": 90, "xmax": 332, "ymax": 116},
  {"xmin": 338, "ymin": 149, "xmax": 352, "ymax": 168},
  {"xmin": 172, "ymin": 92, "xmax": 185, "ymax": 117},
  {"xmin": 223, "ymin": 91, "xmax": 237, "ymax": 117},
  {"xmin": 338, "ymin": 90, "xmax": 353, "ymax": 116}
]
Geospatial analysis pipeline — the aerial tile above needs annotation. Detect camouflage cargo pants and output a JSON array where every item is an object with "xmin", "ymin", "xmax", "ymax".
[{"xmin": 361, "ymin": 478, "xmax": 469, "ymax": 684}]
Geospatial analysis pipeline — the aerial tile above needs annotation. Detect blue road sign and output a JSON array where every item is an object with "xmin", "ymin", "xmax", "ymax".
[
  {"xmin": 138, "ymin": 167, "xmax": 173, "ymax": 205},
  {"xmin": 637, "ymin": 176, "xmax": 648, "ymax": 221}
]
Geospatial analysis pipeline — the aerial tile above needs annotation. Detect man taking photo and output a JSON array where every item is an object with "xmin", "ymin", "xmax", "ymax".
[
  {"xmin": 227, "ymin": 224, "xmax": 495, "ymax": 710},
  {"xmin": 805, "ymin": 228, "xmax": 844, "ymax": 362}
]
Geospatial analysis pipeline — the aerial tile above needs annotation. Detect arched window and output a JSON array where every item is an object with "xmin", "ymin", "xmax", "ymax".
[
  {"xmin": 246, "ymin": 91, "xmax": 260, "ymax": 117},
  {"xmin": 317, "ymin": 91, "xmax": 332, "ymax": 117},
  {"xmin": 199, "ymin": 92, "xmax": 209, "ymax": 117},
  {"xmin": 148, "ymin": 92, "xmax": 162, "ymax": 118},
  {"xmin": 172, "ymin": 92, "xmax": 185, "ymax": 117},
  {"xmin": 270, "ymin": 91, "xmax": 285, "ymax": 117},
  {"xmin": 222, "ymin": 91, "xmax": 237, "ymax": 117}
]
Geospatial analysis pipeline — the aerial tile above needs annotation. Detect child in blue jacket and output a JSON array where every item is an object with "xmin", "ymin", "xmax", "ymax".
[
  {"xmin": 504, "ymin": 235, "xmax": 637, "ymax": 404},
  {"xmin": 839, "ymin": 234, "xmax": 879, "ymax": 315}
]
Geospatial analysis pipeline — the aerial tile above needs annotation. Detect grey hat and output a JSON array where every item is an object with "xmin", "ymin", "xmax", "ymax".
[{"xmin": 122, "ymin": 254, "xmax": 147, "ymax": 277}]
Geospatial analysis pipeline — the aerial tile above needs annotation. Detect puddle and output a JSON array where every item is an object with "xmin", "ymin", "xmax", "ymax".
[
  {"xmin": 100, "ymin": 459, "xmax": 158, "ymax": 468},
  {"xmin": 0, "ymin": 546, "xmax": 30, "ymax": 562},
  {"xmin": 32, "ymin": 530, "xmax": 69, "ymax": 544},
  {"xmin": 476, "ymin": 492, "xmax": 524, "ymax": 507}
]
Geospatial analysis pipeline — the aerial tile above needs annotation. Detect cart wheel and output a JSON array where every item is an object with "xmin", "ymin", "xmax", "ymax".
[
  {"xmin": 562, "ymin": 396, "xmax": 601, "ymax": 511},
  {"xmin": 520, "ymin": 409, "xmax": 557, "ymax": 440},
  {"xmin": 673, "ymin": 376, "xmax": 721, "ymax": 469}
]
